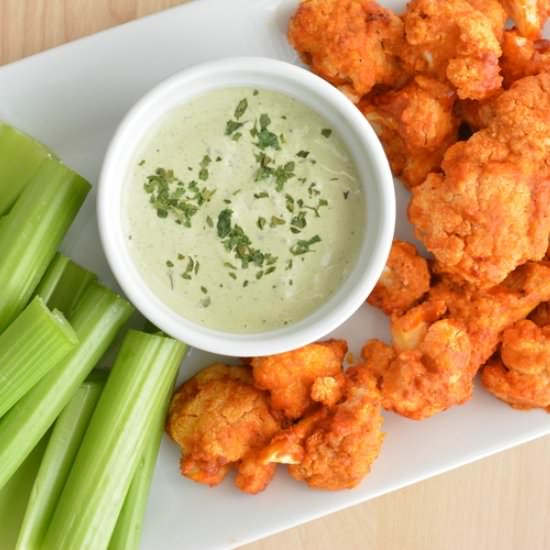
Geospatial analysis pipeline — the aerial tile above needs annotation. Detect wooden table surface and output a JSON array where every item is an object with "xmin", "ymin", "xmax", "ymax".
[{"xmin": 2, "ymin": 2, "xmax": 550, "ymax": 549}]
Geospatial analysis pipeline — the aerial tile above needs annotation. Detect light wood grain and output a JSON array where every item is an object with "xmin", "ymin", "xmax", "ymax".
[{"xmin": 3, "ymin": 2, "xmax": 550, "ymax": 549}]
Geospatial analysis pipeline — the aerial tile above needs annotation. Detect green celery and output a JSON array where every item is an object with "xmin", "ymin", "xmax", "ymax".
[
  {"xmin": 16, "ymin": 370, "xmax": 107, "ymax": 550},
  {"xmin": 0, "ymin": 296, "xmax": 78, "ymax": 419},
  {"xmin": 35, "ymin": 252, "xmax": 97, "ymax": 317},
  {"xmin": 107, "ymin": 371, "xmax": 173, "ymax": 550},
  {"xmin": 0, "ymin": 156, "xmax": 91, "ymax": 332},
  {"xmin": 44, "ymin": 331, "xmax": 187, "ymax": 550},
  {"xmin": 0, "ymin": 122, "xmax": 55, "ymax": 215},
  {"xmin": 0, "ymin": 433, "xmax": 49, "ymax": 549},
  {"xmin": 0, "ymin": 282, "xmax": 133, "ymax": 490}
]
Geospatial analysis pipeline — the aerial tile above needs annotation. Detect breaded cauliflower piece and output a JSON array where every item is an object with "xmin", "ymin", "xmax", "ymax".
[
  {"xmin": 409, "ymin": 74, "xmax": 550, "ymax": 288},
  {"xmin": 362, "ymin": 318, "xmax": 473, "ymax": 420},
  {"xmin": 501, "ymin": 29, "xmax": 550, "ymax": 86},
  {"xmin": 251, "ymin": 340, "xmax": 347, "ymax": 419},
  {"xmin": 362, "ymin": 261, "xmax": 550, "ymax": 420},
  {"xmin": 287, "ymin": 0, "xmax": 405, "ymax": 102},
  {"xmin": 430, "ymin": 261, "xmax": 550, "ymax": 374},
  {"xmin": 401, "ymin": 0, "xmax": 503, "ymax": 100},
  {"xmin": 499, "ymin": 0, "xmax": 550, "ymax": 40},
  {"xmin": 260, "ymin": 366, "xmax": 384, "ymax": 489},
  {"xmin": 367, "ymin": 240, "xmax": 431, "ymax": 315},
  {"xmin": 482, "ymin": 319, "xmax": 550, "ymax": 410},
  {"xmin": 166, "ymin": 364, "xmax": 280, "ymax": 494},
  {"xmin": 360, "ymin": 76, "xmax": 458, "ymax": 188}
]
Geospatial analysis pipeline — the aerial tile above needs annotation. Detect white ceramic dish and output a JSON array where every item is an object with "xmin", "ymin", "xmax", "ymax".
[
  {"xmin": 1, "ymin": 1, "xmax": 549, "ymax": 549},
  {"xmin": 98, "ymin": 56, "xmax": 395, "ymax": 357}
]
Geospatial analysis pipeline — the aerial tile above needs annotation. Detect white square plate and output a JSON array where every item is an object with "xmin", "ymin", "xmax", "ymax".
[{"xmin": 1, "ymin": 1, "xmax": 549, "ymax": 548}]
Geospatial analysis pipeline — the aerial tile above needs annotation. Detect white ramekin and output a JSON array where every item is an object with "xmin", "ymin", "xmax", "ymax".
[{"xmin": 98, "ymin": 57, "xmax": 395, "ymax": 356}]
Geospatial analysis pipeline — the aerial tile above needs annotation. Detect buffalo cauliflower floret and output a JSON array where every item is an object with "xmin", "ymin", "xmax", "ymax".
[
  {"xmin": 409, "ymin": 74, "xmax": 550, "ymax": 288},
  {"xmin": 288, "ymin": 0, "xmax": 405, "ymax": 102},
  {"xmin": 251, "ymin": 340, "xmax": 347, "ymax": 419},
  {"xmin": 400, "ymin": 0, "xmax": 503, "ymax": 100},
  {"xmin": 166, "ymin": 364, "xmax": 280, "ymax": 494},
  {"xmin": 259, "ymin": 366, "xmax": 384, "ymax": 489},
  {"xmin": 482, "ymin": 319, "xmax": 550, "ymax": 410},
  {"xmin": 430, "ymin": 261, "xmax": 550, "ymax": 374},
  {"xmin": 363, "ymin": 315, "xmax": 472, "ymax": 420},
  {"xmin": 367, "ymin": 240, "xmax": 431, "ymax": 314},
  {"xmin": 360, "ymin": 76, "xmax": 458, "ymax": 188}
]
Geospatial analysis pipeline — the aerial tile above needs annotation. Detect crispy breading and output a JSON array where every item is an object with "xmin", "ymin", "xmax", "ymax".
[
  {"xmin": 367, "ymin": 240, "xmax": 431, "ymax": 314},
  {"xmin": 251, "ymin": 340, "xmax": 347, "ymax": 419},
  {"xmin": 260, "ymin": 366, "xmax": 384, "ymax": 489},
  {"xmin": 360, "ymin": 76, "xmax": 458, "ymax": 188},
  {"xmin": 363, "ymin": 318, "xmax": 473, "ymax": 420},
  {"xmin": 501, "ymin": 29, "xmax": 550, "ymax": 86},
  {"xmin": 166, "ymin": 364, "xmax": 280, "ymax": 493},
  {"xmin": 467, "ymin": 0, "xmax": 508, "ymax": 40},
  {"xmin": 409, "ymin": 74, "xmax": 550, "ymax": 288},
  {"xmin": 287, "ymin": 0, "xmax": 405, "ymax": 101},
  {"xmin": 400, "ymin": 0, "xmax": 503, "ymax": 100},
  {"xmin": 430, "ymin": 261, "xmax": 550, "ymax": 375},
  {"xmin": 499, "ymin": 0, "xmax": 550, "ymax": 40},
  {"xmin": 482, "ymin": 320, "xmax": 550, "ymax": 410}
]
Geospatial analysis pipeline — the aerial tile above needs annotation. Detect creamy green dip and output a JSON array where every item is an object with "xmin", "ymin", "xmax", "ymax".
[{"xmin": 123, "ymin": 87, "xmax": 364, "ymax": 332}]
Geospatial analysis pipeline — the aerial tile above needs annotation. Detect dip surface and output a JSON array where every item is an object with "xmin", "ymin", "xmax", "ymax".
[{"xmin": 123, "ymin": 87, "xmax": 364, "ymax": 332}]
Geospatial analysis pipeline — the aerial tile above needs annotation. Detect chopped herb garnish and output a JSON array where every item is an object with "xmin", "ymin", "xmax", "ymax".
[
  {"xmin": 285, "ymin": 259, "xmax": 293, "ymax": 270},
  {"xmin": 285, "ymin": 194, "xmax": 295, "ymax": 213},
  {"xmin": 231, "ymin": 132, "xmax": 242, "ymax": 142},
  {"xmin": 274, "ymin": 162, "xmax": 295, "ymax": 192},
  {"xmin": 194, "ymin": 261, "xmax": 200, "ymax": 275},
  {"xmin": 144, "ymin": 167, "xmax": 213, "ymax": 228},
  {"xmin": 270, "ymin": 216, "xmax": 285, "ymax": 227},
  {"xmin": 308, "ymin": 182, "xmax": 320, "ymax": 197},
  {"xmin": 166, "ymin": 260, "xmax": 174, "ymax": 268},
  {"xmin": 256, "ymin": 270, "xmax": 264, "ymax": 280},
  {"xmin": 290, "ymin": 235, "xmax": 322, "ymax": 255},
  {"xmin": 228, "ymin": 272, "xmax": 237, "ymax": 280},
  {"xmin": 253, "ymin": 89, "xmax": 259, "ymax": 96},
  {"xmin": 206, "ymin": 215, "xmax": 214, "ymax": 228},
  {"xmin": 254, "ymin": 191, "xmax": 269, "ymax": 199},
  {"xmin": 223, "ymin": 199, "xmax": 232, "ymax": 204},
  {"xmin": 138, "ymin": 159, "xmax": 146, "ymax": 166},
  {"xmin": 330, "ymin": 177, "xmax": 339, "ymax": 181},
  {"xmin": 254, "ymin": 114, "xmax": 280, "ymax": 151},
  {"xmin": 199, "ymin": 168, "xmax": 209, "ymax": 181},
  {"xmin": 290, "ymin": 211, "xmax": 307, "ymax": 230},
  {"xmin": 343, "ymin": 191, "xmax": 350, "ymax": 200},
  {"xmin": 234, "ymin": 98, "xmax": 248, "ymax": 120},
  {"xmin": 225, "ymin": 120, "xmax": 244, "ymax": 135},
  {"xmin": 217, "ymin": 208, "xmax": 233, "ymax": 238},
  {"xmin": 265, "ymin": 266, "xmax": 276, "ymax": 275},
  {"xmin": 257, "ymin": 216, "xmax": 266, "ymax": 230},
  {"xmin": 224, "ymin": 262, "xmax": 237, "ymax": 270},
  {"xmin": 200, "ymin": 296, "xmax": 211, "ymax": 308},
  {"xmin": 243, "ymin": 280, "xmax": 249, "ymax": 287},
  {"xmin": 232, "ymin": 189, "xmax": 242, "ymax": 196},
  {"xmin": 177, "ymin": 253, "xmax": 185, "ymax": 260},
  {"xmin": 216, "ymin": 156, "xmax": 222, "ymax": 162},
  {"xmin": 296, "ymin": 150, "xmax": 310, "ymax": 158},
  {"xmin": 200, "ymin": 286, "xmax": 208, "ymax": 294},
  {"xmin": 321, "ymin": 128, "xmax": 332, "ymax": 138}
]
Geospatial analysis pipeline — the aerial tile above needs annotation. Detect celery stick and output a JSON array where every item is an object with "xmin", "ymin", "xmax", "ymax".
[
  {"xmin": 0, "ymin": 122, "xmax": 55, "ymax": 215},
  {"xmin": 16, "ymin": 370, "xmax": 107, "ymax": 550},
  {"xmin": 107, "ymin": 375, "xmax": 172, "ymax": 550},
  {"xmin": 0, "ymin": 296, "xmax": 78, "ymax": 419},
  {"xmin": 0, "ymin": 156, "xmax": 91, "ymax": 332},
  {"xmin": 44, "ymin": 331, "xmax": 187, "ymax": 550},
  {"xmin": 0, "ymin": 433, "xmax": 49, "ymax": 550},
  {"xmin": 35, "ymin": 252, "xmax": 97, "ymax": 317},
  {"xmin": 0, "ymin": 282, "xmax": 133, "ymax": 490}
]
